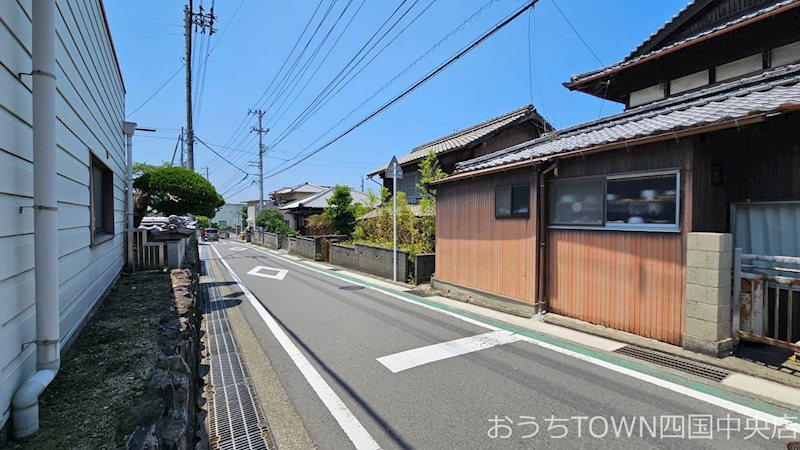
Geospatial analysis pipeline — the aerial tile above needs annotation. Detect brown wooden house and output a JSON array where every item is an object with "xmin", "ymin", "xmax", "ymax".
[
  {"xmin": 367, "ymin": 105, "xmax": 551, "ymax": 204},
  {"xmin": 432, "ymin": 0, "xmax": 800, "ymax": 353}
]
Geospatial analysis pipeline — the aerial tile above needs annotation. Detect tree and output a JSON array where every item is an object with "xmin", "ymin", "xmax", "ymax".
[
  {"xmin": 196, "ymin": 216, "xmax": 210, "ymax": 229},
  {"xmin": 256, "ymin": 208, "xmax": 293, "ymax": 234},
  {"xmin": 324, "ymin": 185, "xmax": 357, "ymax": 236},
  {"xmin": 133, "ymin": 161, "xmax": 169, "ymax": 177},
  {"xmin": 416, "ymin": 150, "xmax": 446, "ymax": 199},
  {"xmin": 134, "ymin": 166, "xmax": 224, "ymax": 218},
  {"xmin": 416, "ymin": 150, "xmax": 446, "ymax": 251}
]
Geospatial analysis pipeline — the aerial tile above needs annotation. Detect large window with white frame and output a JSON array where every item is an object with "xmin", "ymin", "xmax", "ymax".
[{"xmin": 549, "ymin": 170, "xmax": 680, "ymax": 232}]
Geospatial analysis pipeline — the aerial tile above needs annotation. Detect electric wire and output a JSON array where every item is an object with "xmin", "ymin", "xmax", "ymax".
[{"xmin": 262, "ymin": 0, "xmax": 540, "ymax": 180}]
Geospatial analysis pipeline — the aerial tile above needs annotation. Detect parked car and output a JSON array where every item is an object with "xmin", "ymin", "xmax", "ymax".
[{"xmin": 202, "ymin": 228, "xmax": 219, "ymax": 242}]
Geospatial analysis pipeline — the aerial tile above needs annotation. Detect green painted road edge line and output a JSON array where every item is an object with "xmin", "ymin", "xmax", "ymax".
[{"xmin": 247, "ymin": 244, "xmax": 799, "ymax": 421}]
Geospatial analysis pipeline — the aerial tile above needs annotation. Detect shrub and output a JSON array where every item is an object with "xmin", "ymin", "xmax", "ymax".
[{"xmin": 324, "ymin": 185, "xmax": 358, "ymax": 236}]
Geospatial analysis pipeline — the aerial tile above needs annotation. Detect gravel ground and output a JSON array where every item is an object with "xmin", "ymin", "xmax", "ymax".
[{"xmin": 3, "ymin": 271, "xmax": 173, "ymax": 450}]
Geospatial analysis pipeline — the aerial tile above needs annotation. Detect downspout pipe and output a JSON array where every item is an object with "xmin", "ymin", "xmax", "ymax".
[
  {"xmin": 13, "ymin": 0, "xmax": 60, "ymax": 439},
  {"xmin": 123, "ymin": 121, "xmax": 137, "ymax": 230}
]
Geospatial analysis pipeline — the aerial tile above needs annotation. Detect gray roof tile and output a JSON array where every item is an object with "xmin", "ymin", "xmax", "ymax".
[
  {"xmin": 457, "ymin": 64, "xmax": 800, "ymax": 173},
  {"xmin": 570, "ymin": 0, "xmax": 797, "ymax": 84},
  {"xmin": 369, "ymin": 105, "xmax": 547, "ymax": 175}
]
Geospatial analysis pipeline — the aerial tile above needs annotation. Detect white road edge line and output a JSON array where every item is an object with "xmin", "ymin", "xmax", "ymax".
[
  {"xmin": 209, "ymin": 244, "xmax": 381, "ymax": 450},
  {"xmin": 237, "ymin": 242, "xmax": 800, "ymax": 434},
  {"xmin": 377, "ymin": 330, "xmax": 524, "ymax": 373}
]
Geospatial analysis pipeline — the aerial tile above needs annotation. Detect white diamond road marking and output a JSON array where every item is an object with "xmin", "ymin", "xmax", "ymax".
[
  {"xmin": 377, "ymin": 330, "xmax": 524, "ymax": 373},
  {"xmin": 229, "ymin": 246, "xmax": 247, "ymax": 252},
  {"xmin": 246, "ymin": 265, "xmax": 288, "ymax": 280}
]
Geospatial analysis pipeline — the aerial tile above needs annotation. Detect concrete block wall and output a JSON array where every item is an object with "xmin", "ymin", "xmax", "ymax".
[
  {"xmin": 356, "ymin": 244, "xmax": 409, "ymax": 281},
  {"xmin": 683, "ymin": 232, "xmax": 734, "ymax": 356},
  {"xmin": 330, "ymin": 244, "xmax": 358, "ymax": 271},
  {"xmin": 289, "ymin": 237, "xmax": 318, "ymax": 260}
]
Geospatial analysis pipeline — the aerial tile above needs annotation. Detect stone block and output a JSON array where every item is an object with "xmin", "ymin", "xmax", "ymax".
[
  {"xmin": 685, "ymin": 317, "xmax": 717, "ymax": 341},
  {"xmin": 686, "ymin": 267, "xmax": 731, "ymax": 288},
  {"xmin": 686, "ymin": 283, "xmax": 706, "ymax": 302},
  {"xmin": 686, "ymin": 301, "xmax": 730, "ymax": 324},
  {"xmin": 687, "ymin": 250, "xmax": 733, "ymax": 270},
  {"xmin": 682, "ymin": 334, "xmax": 734, "ymax": 357},
  {"xmin": 689, "ymin": 232, "xmax": 733, "ymax": 252},
  {"xmin": 705, "ymin": 286, "xmax": 733, "ymax": 307}
]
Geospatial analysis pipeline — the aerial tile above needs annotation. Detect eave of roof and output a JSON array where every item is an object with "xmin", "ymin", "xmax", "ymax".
[
  {"xmin": 98, "ymin": 0, "xmax": 126, "ymax": 93},
  {"xmin": 439, "ymin": 64, "xmax": 800, "ymax": 183},
  {"xmin": 366, "ymin": 105, "xmax": 547, "ymax": 176},
  {"xmin": 565, "ymin": 0, "xmax": 800, "ymax": 89}
]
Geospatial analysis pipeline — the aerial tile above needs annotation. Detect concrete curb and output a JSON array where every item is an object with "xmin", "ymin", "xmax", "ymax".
[{"xmin": 542, "ymin": 313, "xmax": 800, "ymax": 390}]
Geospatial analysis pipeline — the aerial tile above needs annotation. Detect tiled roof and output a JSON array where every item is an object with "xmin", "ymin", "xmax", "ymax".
[
  {"xmin": 569, "ymin": 0, "xmax": 798, "ymax": 85},
  {"xmin": 368, "ymin": 105, "xmax": 545, "ymax": 175},
  {"xmin": 271, "ymin": 182, "xmax": 328, "ymax": 195},
  {"xmin": 138, "ymin": 215, "xmax": 197, "ymax": 232},
  {"xmin": 279, "ymin": 187, "xmax": 371, "ymax": 210},
  {"xmin": 457, "ymin": 64, "xmax": 800, "ymax": 173}
]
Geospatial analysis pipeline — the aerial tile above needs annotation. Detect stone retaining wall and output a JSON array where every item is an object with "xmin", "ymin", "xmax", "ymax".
[{"xmin": 127, "ymin": 238, "xmax": 206, "ymax": 449}]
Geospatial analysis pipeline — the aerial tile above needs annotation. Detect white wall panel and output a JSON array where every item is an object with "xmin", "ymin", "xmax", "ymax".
[{"xmin": 0, "ymin": 0, "xmax": 126, "ymax": 425}]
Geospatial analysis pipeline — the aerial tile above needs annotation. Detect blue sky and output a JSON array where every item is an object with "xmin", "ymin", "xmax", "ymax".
[{"xmin": 105, "ymin": 0, "xmax": 686, "ymax": 204}]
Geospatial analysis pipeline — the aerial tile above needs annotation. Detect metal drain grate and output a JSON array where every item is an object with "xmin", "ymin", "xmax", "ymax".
[
  {"xmin": 202, "ymin": 249, "xmax": 275, "ymax": 450},
  {"xmin": 614, "ymin": 346, "xmax": 731, "ymax": 382}
]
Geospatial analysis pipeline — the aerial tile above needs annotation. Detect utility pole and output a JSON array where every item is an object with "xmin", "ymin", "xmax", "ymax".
[
  {"xmin": 203, "ymin": 166, "xmax": 209, "ymax": 180},
  {"xmin": 249, "ymin": 109, "xmax": 268, "ymax": 212},
  {"xmin": 183, "ymin": 0, "xmax": 215, "ymax": 171},
  {"xmin": 179, "ymin": 127, "xmax": 185, "ymax": 167}
]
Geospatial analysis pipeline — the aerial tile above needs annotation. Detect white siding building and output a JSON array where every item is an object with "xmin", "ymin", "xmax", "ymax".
[{"xmin": 0, "ymin": 0, "xmax": 125, "ymax": 430}]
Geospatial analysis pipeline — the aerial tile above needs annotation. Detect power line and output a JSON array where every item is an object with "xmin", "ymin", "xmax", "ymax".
[
  {"xmin": 264, "ymin": 0, "xmax": 540, "ymax": 180},
  {"xmin": 265, "ymin": 0, "xmax": 363, "ymax": 130},
  {"xmin": 170, "ymin": 131, "xmax": 182, "ymax": 166},
  {"xmin": 270, "ymin": 0, "xmax": 497, "ymax": 153},
  {"xmin": 194, "ymin": 135, "xmax": 248, "ymax": 175},
  {"xmin": 211, "ymin": 0, "xmax": 326, "ymax": 166},
  {"xmin": 550, "ymin": 0, "xmax": 603, "ymax": 65},
  {"xmin": 269, "ymin": 0, "xmax": 434, "ymax": 147},
  {"xmin": 126, "ymin": 64, "xmax": 184, "ymax": 118}
]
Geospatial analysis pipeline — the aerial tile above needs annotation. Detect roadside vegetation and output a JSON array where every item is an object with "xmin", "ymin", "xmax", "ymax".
[
  {"xmin": 256, "ymin": 208, "xmax": 299, "ymax": 236},
  {"xmin": 346, "ymin": 151, "xmax": 446, "ymax": 256},
  {"xmin": 133, "ymin": 164, "xmax": 224, "ymax": 224}
]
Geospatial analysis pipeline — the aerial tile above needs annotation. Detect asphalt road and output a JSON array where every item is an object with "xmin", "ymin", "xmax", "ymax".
[{"xmin": 205, "ymin": 241, "xmax": 793, "ymax": 449}]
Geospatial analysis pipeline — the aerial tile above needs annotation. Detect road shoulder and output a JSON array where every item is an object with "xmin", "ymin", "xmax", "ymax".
[{"xmin": 207, "ymin": 254, "xmax": 317, "ymax": 450}]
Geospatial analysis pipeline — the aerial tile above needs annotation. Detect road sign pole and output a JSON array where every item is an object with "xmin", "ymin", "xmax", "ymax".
[
  {"xmin": 393, "ymin": 168, "xmax": 397, "ymax": 283},
  {"xmin": 385, "ymin": 155, "xmax": 403, "ymax": 284}
]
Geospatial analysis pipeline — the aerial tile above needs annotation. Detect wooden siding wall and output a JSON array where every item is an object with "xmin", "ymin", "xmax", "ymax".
[
  {"xmin": 693, "ymin": 116, "xmax": 800, "ymax": 232},
  {"xmin": 0, "ymin": 0, "xmax": 125, "ymax": 425},
  {"xmin": 546, "ymin": 141, "xmax": 692, "ymax": 345},
  {"xmin": 436, "ymin": 168, "xmax": 537, "ymax": 303},
  {"xmin": 548, "ymin": 231, "xmax": 685, "ymax": 344}
]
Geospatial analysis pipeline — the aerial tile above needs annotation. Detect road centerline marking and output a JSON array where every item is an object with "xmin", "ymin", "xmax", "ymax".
[
  {"xmin": 208, "ymin": 244, "xmax": 381, "ymax": 450},
  {"xmin": 377, "ymin": 330, "xmax": 524, "ymax": 373}
]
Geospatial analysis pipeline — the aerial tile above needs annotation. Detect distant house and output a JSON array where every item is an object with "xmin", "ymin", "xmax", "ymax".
[
  {"xmin": 433, "ymin": 0, "xmax": 800, "ymax": 355},
  {"xmin": 0, "ymin": 0, "xmax": 126, "ymax": 435},
  {"xmin": 211, "ymin": 202, "xmax": 244, "ymax": 229},
  {"xmin": 279, "ymin": 187, "xmax": 371, "ymax": 235},
  {"xmin": 270, "ymin": 182, "xmax": 328, "ymax": 206},
  {"xmin": 367, "ymin": 105, "xmax": 551, "ymax": 203}
]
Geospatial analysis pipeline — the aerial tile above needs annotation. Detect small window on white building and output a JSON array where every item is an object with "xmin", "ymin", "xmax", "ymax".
[{"xmin": 91, "ymin": 155, "xmax": 114, "ymax": 240}]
